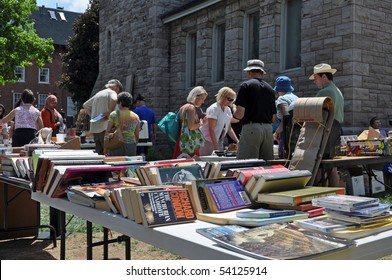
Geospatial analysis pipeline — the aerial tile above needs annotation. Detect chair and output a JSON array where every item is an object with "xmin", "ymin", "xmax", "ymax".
[{"xmin": 287, "ymin": 97, "xmax": 335, "ymax": 186}]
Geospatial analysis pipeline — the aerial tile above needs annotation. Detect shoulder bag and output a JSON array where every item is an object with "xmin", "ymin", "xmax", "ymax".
[{"xmin": 104, "ymin": 111, "xmax": 124, "ymax": 150}]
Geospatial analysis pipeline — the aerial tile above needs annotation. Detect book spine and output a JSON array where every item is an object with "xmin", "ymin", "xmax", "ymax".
[{"xmin": 294, "ymin": 189, "xmax": 345, "ymax": 205}]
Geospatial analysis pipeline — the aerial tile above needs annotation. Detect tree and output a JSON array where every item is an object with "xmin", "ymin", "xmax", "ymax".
[
  {"xmin": 60, "ymin": 0, "xmax": 99, "ymax": 107},
  {"xmin": 0, "ymin": 0, "xmax": 54, "ymax": 85}
]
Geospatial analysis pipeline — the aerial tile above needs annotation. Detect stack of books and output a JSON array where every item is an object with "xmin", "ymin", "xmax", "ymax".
[{"xmin": 295, "ymin": 194, "xmax": 392, "ymax": 239}]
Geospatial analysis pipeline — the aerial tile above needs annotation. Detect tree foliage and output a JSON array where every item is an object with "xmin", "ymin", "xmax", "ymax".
[
  {"xmin": 60, "ymin": 0, "xmax": 99, "ymax": 107},
  {"xmin": 0, "ymin": 0, "xmax": 54, "ymax": 85}
]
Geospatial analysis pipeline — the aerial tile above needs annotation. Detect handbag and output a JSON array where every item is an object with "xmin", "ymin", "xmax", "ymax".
[
  {"xmin": 104, "ymin": 111, "xmax": 124, "ymax": 150},
  {"xmin": 158, "ymin": 111, "xmax": 180, "ymax": 143},
  {"xmin": 179, "ymin": 112, "xmax": 204, "ymax": 154}
]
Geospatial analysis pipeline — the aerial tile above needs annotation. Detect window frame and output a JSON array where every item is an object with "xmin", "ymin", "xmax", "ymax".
[
  {"xmin": 15, "ymin": 66, "xmax": 25, "ymax": 82},
  {"xmin": 212, "ymin": 22, "xmax": 226, "ymax": 83},
  {"xmin": 38, "ymin": 68, "xmax": 50, "ymax": 84}
]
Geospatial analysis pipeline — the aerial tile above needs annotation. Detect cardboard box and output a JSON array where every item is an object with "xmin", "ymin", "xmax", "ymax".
[
  {"xmin": 371, "ymin": 170, "xmax": 385, "ymax": 194},
  {"xmin": 346, "ymin": 139, "xmax": 388, "ymax": 156}
]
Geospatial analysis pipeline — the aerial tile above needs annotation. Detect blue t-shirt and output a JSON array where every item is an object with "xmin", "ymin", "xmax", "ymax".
[{"xmin": 133, "ymin": 106, "xmax": 157, "ymax": 138}]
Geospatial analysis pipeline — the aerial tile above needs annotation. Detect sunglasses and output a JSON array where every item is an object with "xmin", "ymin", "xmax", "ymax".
[{"xmin": 226, "ymin": 97, "xmax": 235, "ymax": 102}]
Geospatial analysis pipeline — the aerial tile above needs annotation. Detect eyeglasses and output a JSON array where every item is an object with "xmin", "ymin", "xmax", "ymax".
[{"xmin": 226, "ymin": 97, "xmax": 235, "ymax": 102}]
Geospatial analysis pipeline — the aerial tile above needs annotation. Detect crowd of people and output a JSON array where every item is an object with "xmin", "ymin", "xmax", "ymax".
[{"xmin": 4, "ymin": 59, "xmax": 388, "ymax": 186}]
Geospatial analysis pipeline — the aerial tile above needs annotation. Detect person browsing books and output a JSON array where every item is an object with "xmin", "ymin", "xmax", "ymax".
[
  {"xmin": 272, "ymin": 76, "xmax": 298, "ymax": 159},
  {"xmin": 233, "ymin": 59, "xmax": 277, "ymax": 160},
  {"xmin": 0, "ymin": 89, "xmax": 43, "ymax": 147},
  {"xmin": 200, "ymin": 87, "xmax": 239, "ymax": 155},
  {"xmin": 105, "ymin": 92, "xmax": 140, "ymax": 156},
  {"xmin": 83, "ymin": 79, "xmax": 123, "ymax": 154},
  {"xmin": 310, "ymin": 63, "xmax": 344, "ymax": 187},
  {"xmin": 172, "ymin": 86, "xmax": 208, "ymax": 159}
]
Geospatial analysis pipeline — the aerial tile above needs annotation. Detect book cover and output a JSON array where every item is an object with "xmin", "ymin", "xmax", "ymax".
[
  {"xmin": 246, "ymin": 170, "xmax": 313, "ymax": 201},
  {"xmin": 235, "ymin": 208, "xmax": 297, "ymax": 219},
  {"xmin": 66, "ymin": 190, "xmax": 111, "ymax": 212},
  {"xmin": 235, "ymin": 165, "xmax": 290, "ymax": 185},
  {"xmin": 196, "ymin": 225, "xmax": 248, "ymax": 240},
  {"xmin": 204, "ymin": 180, "xmax": 252, "ymax": 213},
  {"xmin": 311, "ymin": 195, "xmax": 380, "ymax": 212},
  {"xmin": 212, "ymin": 223, "xmax": 353, "ymax": 260},
  {"xmin": 138, "ymin": 189, "xmax": 196, "ymax": 227},
  {"xmin": 257, "ymin": 186, "xmax": 345, "ymax": 206},
  {"xmin": 156, "ymin": 165, "xmax": 204, "ymax": 185},
  {"xmin": 196, "ymin": 210, "xmax": 309, "ymax": 227},
  {"xmin": 189, "ymin": 177, "xmax": 237, "ymax": 213}
]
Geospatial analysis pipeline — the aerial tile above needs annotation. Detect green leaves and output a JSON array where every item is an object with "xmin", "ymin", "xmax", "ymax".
[{"xmin": 0, "ymin": 0, "xmax": 54, "ymax": 85}]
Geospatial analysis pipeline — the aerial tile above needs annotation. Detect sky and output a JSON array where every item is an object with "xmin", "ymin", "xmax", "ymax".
[{"xmin": 36, "ymin": 0, "xmax": 89, "ymax": 13}]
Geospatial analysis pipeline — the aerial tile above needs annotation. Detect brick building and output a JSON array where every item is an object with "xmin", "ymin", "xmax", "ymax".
[
  {"xmin": 94, "ymin": 0, "xmax": 391, "ymax": 147},
  {"xmin": 0, "ymin": 6, "xmax": 81, "ymax": 127}
]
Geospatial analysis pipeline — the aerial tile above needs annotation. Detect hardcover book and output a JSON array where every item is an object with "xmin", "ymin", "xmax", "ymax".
[
  {"xmin": 203, "ymin": 180, "xmax": 252, "ymax": 213},
  {"xmin": 138, "ymin": 189, "xmax": 196, "ymax": 227},
  {"xmin": 234, "ymin": 165, "xmax": 290, "ymax": 185},
  {"xmin": 212, "ymin": 223, "xmax": 353, "ymax": 260},
  {"xmin": 257, "ymin": 186, "xmax": 345, "ymax": 206},
  {"xmin": 245, "ymin": 169, "xmax": 313, "ymax": 201}
]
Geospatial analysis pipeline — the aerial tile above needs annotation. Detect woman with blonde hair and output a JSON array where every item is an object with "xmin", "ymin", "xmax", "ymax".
[
  {"xmin": 41, "ymin": 94, "xmax": 61, "ymax": 136},
  {"xmin": 173, "ymin": 86, "xmax": 208, "ymax": 158},
  {"xmin": 200, "ymin": 87, "xmax": 239, "ymax": 155}
]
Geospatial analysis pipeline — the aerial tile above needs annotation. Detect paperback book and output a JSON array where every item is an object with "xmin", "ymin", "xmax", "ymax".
[
  {"xmin": 156, "ymin": 164, "xmax": 204, "ymax": 185},
  {"xmin": 138, "ymin": 189, "xmax": 196, "ymax": 227},
  {"xmin": 187, "ymin": 177, "xmax": 237, "ymax": 213},
  {"xmin": 203, "ymin": 180, "xmax": 252, "ymax": 213},
  {"xmin": 235, "ymin": 208, "xmax": 297, "ymax": 219},
  {"xmin": 294, "ymin": 216, "xmax": 358, "ymax": 233}
]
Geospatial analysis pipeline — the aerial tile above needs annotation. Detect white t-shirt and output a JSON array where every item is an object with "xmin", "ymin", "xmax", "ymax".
[{"xmin": 200, "ymin": 102, "xmax": 232, "ymax": 143}]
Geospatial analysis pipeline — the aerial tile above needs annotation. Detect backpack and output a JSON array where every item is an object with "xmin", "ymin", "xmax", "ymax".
[{"xmin": 158, "ymin": 111, "xmax": 180, "ymax": 142}]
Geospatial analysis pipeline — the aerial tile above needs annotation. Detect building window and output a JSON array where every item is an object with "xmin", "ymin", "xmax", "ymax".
[
  {"xmin": 281, "ymin": 0, "xmax": 302, "ymax": 70},
  {"xmin": 106, "ymin": 31, "xmax": 112, "ymax": 64},
  {"xmin": 15, "ymin": 67, "xmax": 25, "ymax": 82},
  {"xmin": 13, "ymin": 92, "xmax": 22, "ymax": 108},
  {"xmin": 39, "ymin": 68, "xmax": 50, "ymax": 84},
  {"xmin": 37, "ymin": 93, "xmax": 48, "ymax": 110},
  {"xmin": 186, "ymin": 32, "xmax": 196, "ymax": 88},
  {"xmin": 48, "ymin": 10, "xmax": 57, "ymax": 20},
  {"xmin": 244, "ymin": 11, "xmax": 260, "ymax": 62},
  {"xmin": 67, "ymin": 96, "xmax": 76, "ymax": 117},
  {"xmin": 58, "ymin": 12, "xmax": 67, "ymax": 21},
  {"xmin": 212, "ymin": 23, "xmax": 225, "ymax": 83}
]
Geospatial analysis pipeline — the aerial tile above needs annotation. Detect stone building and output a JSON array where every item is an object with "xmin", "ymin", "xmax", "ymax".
[
  {"xmin": 0, "ymin": 6, "xmax": 80, "ymax": 127},
  {"xmin": 95, "ymin": 0, "xmax": 392, "ymax": 149}
]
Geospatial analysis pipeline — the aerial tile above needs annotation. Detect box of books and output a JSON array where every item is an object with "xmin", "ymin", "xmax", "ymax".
[{"xmin": 346, "ymin": 139, "xmax": 388, "ymax": 156}]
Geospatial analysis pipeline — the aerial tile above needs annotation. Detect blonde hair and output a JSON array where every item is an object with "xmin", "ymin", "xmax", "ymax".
[
  {"xmin": 216, "ymin": 87, "xmax": 236, "ymax": 103},
  {"xmin": 186, "ymin": 86, "xmax": 208, "ymax": 104}
]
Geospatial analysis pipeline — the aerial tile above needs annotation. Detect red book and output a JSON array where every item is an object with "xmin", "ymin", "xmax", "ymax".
[{"xmin": 235, "ymin": 165, "xmax": 290, "ymax": 185}]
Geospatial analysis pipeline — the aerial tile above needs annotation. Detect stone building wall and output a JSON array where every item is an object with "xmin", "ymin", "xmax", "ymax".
[{"xmin": 96, "ymin": 0, "xmax": 392, "ymax": 148}]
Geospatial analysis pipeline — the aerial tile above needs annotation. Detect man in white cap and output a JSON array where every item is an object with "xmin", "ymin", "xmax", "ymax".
[
  {"xmin": 233, "ymin": 59, "xmax": 277, "ymax": 160},
  {"xmin": 310, "ymin": 63, "xmax": 344, "ymax": 186},
  {"xmin": 83, "ymin": 79, "xmax": 123, "ymax": 154}
]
